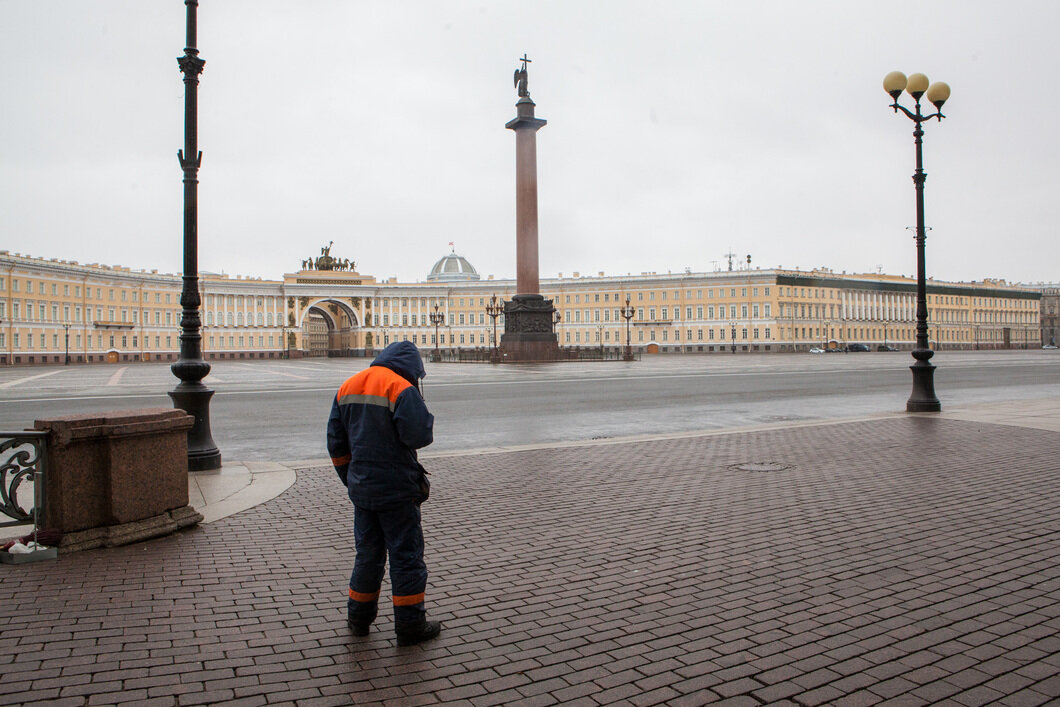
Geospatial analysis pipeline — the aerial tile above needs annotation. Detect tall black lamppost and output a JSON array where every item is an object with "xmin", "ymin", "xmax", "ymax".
[
  {"xmin": 884, "ymin": 70, "xmax": 949, "ymax": 412},
  {"xmin": 620, "ymin": 295, "xmax": 635, "ymax": 361},
  {"xmin": 169, "ymin": 0, "xmax": 221, "ymax": 471},
  {"xmin": 485, "ymin": 294, "xmax": 503, "ymax": 363},
  {"xmin": 62, "ymin": 323, "xmax": 71, "ymax": 365},
  {"xmin": 730, "ymin": 321, "xmax": 737, "ymax": 354},
  {"xmin": 429, "ymin": 304, "xmax": 444, "ymax": 361}
]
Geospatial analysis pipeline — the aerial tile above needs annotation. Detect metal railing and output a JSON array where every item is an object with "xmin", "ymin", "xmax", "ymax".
[
  {"xmin": 430, "ymin": 347, "xmax": 641, "ymax": 363},
  {"xmin": 1, "ymin": 431, "xmax": 48, "ymax": 529}
]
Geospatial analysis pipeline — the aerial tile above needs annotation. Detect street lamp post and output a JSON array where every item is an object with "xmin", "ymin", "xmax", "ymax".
[
  {"xmin": 596, "ymin": 324, "xmax": 604, "ymax": 357},
  {"xmin": 63, "ymin": 323, "xmax": 71, "ymax": 365},
  {"xmin": 730, "ymin": 321, "xmax": 737, "ymax": 354},
  {"xmin": 620, "ymin": 295, "xmax": 635, "ymax": 361},
  {"xmin": 884, "ymin": 70, "xmax": 950, "ymax": 413},
  {"xmin": 169, "ymin": 0, "xmax": 221, "ymax": 470},
  {"xmin": 485, "ymin": 294, "xmax": 503, "ymax": 363},
  {"xmin": 429, "ymin": 303, "xmax": 444, "ymax": 361}
]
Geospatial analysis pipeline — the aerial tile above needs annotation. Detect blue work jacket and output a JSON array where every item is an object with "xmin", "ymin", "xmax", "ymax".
[{"xmin": 326, "ymin": 341, "xmax": 433, "ymax": 509}]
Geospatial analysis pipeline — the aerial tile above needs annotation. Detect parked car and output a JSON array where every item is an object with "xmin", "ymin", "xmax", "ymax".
[
  {"xmin": 877, "ymin": 345, "xmax": 898, "ymax": 352},
  {"xmin": 824, "ymin": 346, "xmax": 843, "ymax": 353},
  {"xmin": 1044, "ymin": 344, "xmax": 1058, "ymax": 350},
  {"xmin": 808, "ymin": 347, "xmax": 825, "ymax": 354},
  {"xmin": 846, "ymin": 343, "xmax": 870, "ymax": 352}
]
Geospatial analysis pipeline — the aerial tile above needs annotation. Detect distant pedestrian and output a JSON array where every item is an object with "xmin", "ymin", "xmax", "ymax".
[{"xmin": 326, "ymin": 341, "xmax": 440, "ymax": 646}]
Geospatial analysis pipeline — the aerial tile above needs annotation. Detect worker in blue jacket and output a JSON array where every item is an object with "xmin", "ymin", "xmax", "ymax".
[{"xmin": 326, "ymin": 340, "xmax": 440, "ymax": 646}]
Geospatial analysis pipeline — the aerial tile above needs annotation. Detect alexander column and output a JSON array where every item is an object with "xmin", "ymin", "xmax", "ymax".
[{"xmin": 501, "ymin": 55, "xmax": 558, "ymax": 361}]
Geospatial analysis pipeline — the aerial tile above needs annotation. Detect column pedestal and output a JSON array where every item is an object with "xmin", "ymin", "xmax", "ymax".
[{"xmin": 501, "ymin": 294, "xmax": 558, "ymax": 361}]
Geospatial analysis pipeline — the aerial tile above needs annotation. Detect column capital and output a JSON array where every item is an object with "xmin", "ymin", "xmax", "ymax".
[{"xmin": 506, "ymin": 97, "xmax": 547, "ymax": 131}]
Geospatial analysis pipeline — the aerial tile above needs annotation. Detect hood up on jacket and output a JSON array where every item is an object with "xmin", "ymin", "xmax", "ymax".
[{"xmin": 371, "ymin": 341, "xmax": 426, "ymax": 387}]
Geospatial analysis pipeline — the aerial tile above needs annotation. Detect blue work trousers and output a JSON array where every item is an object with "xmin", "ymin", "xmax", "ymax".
[{"xmin": 348, "ymin": 502, "xmax": 427, "ymax": 626}]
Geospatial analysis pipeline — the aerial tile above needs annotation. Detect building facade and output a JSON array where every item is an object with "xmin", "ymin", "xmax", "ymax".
[
  {"xmin": 1039, "ymin": 285, "xmax": 1059, "ymax": 347},
  {"xmin": 0, "ymin": 249, "xmax": 1043, "ymax": 365}
]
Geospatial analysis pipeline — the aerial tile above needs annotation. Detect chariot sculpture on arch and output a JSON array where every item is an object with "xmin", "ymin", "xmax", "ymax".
[{"xmin": 303, "ymin": 241, "xmax": 355, "ymax": 272}]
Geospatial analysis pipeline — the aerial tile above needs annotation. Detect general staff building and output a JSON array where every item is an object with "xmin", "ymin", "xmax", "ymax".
[{"xmin": 0, "ymin": 249, "xmax": 1044, "ymax": 366}]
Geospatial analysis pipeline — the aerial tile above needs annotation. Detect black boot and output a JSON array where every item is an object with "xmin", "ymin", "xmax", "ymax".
[
  {"xmin": 395, "ymin": 620, "xmax": 441, "ymax": 646},
  {"xmin": 347, "ymin": 619, "xmax": 371, "ymax": 636},
  {"xmin": 348, "ymin": 603, "xmax": 377, "ymax": 636}
]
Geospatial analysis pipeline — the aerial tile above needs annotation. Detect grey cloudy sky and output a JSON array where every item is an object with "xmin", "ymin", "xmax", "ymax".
[{"xmin": 2, "ymin": 1, "xmax": 1057, "ymax": 286}]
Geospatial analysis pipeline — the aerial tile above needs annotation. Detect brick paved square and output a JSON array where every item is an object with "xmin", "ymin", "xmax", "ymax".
[{"xmin": 1, "ymin": 417, "xmax": 1059, "ymax": 704}]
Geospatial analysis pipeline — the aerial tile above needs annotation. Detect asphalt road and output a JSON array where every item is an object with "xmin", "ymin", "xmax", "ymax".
[{"xmin": 1, "ymin": 350, "xmax": 1057, "ymax": 461}]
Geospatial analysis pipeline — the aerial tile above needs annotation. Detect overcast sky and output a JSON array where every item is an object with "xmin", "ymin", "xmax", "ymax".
[{"xmin": 2, "ymin": 1, "xmax": 1057, "ymax": 287}]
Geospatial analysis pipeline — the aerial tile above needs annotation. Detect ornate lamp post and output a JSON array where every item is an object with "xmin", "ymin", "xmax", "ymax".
[
  {"xmin": 169, "ymin": 0, "xmax": 221, "ymax": 471},
  {"xmin": 485, "ymin": 294, "xmax": 503, "ymax": 363},
  {"xmin": 883, "ymin": 70, "xmax": 950, "ymax": 412},
  {"xmin": 429, "ymin": 303, "xmax": 444, "ymax": 361},
  {"xmin": 730, "ymin": 321, "xmax": 737, "ymax": 354},
  {"xmin": 620, "ymin": 295, "xmax": 635, "ymax": 361},
  {"xmin": 62, "ymin": 323, "xmax": 71, "ymax": 365}
]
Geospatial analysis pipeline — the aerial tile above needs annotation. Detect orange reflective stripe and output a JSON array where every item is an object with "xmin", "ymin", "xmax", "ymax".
[
  {"xmin": 348, "ymin": 588, "xmax": 380, "ymax": 603},
  {"xmin": 337, "ymin": 367, "xmax": 411, "ymax": 409},
  {"xmin": 392, "ymin": 593, "xmax": 425, "ymax": 606},
  {"xmin": 331, "ymin": 454, "xmax": 351, "ymax": 467}
]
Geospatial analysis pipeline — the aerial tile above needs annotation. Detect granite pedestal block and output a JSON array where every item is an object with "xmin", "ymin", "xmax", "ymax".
[{"xmin": 34, "ymin": 408, "xmax": 202, "ymax": 551}]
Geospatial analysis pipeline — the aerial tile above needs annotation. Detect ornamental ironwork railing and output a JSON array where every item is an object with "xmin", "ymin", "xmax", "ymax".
[{"xmin": 0, "ymin": 431, "xmax": 48, "ymax": 529}]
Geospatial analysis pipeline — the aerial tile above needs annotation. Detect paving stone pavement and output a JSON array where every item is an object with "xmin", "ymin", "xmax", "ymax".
[{"xmin": 1, "ymin": 416, "xmax": 1059, "ymax": 706}]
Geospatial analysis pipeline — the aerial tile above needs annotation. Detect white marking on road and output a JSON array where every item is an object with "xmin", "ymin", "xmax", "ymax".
[
  {"xmin": 0, "ymin": 369, "xmax": 68, "ymax": 389},
  {"xmin": 107, "ymin": 367, "xmax": 128, "ymax": 386},
  {"xmin": 234, "ymin": 363, "xmax": 309, "ymax": 379}
]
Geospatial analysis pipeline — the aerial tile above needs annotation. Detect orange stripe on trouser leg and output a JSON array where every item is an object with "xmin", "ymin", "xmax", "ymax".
[
  {"xmin": 393, "ymin": 593, "xmax": 425, "ymax": 606},
  {"xmin": 349, "ymin": 589, "xmax": 380, "ymax": 602}
]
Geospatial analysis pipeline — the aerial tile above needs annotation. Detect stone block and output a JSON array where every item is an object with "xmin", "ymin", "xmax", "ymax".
[{"xmin": 34, "ymin": 408, "xmax": 196, "ymax": 534}]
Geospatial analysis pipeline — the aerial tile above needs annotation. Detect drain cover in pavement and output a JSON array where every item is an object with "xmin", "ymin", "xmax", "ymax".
[{"xmin": 731, "ymin": 461, "xmax": 792, "ymax": 473}]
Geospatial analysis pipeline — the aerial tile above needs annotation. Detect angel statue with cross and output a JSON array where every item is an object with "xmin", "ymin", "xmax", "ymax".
[{"xmin": 513, "ymin": 54, "xmax": 531, "ymax": 98}]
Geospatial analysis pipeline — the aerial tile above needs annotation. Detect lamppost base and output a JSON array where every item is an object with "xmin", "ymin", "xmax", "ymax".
[
  {"xmin": 906, "ymin": 358, "xmax": 941, "ymax": 412},
  {"xmin": 169, "ymin": 384, "xmax": 222, "ymax": 471}
]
